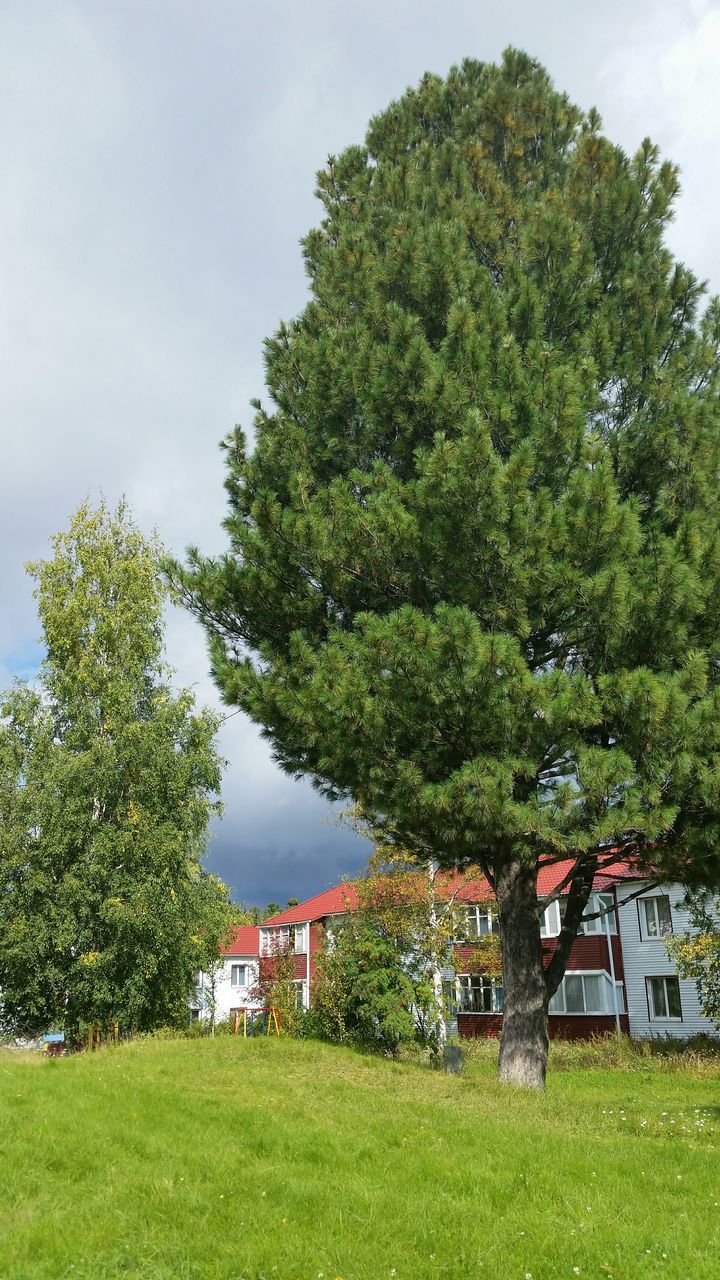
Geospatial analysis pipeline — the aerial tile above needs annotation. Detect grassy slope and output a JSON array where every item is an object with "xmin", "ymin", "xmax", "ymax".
[{"xmin": 1, "ymin": 1036, "xmax": 718, "ymax": 1280}]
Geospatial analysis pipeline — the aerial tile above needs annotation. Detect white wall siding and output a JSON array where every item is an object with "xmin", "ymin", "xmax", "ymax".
[
  {"xmin": 617, "ymin": 881, "xmax": 718, "ymax": 1040},
  {"xmin": 194, "ymin": 956, "xmax": 262, "ymax": 1023}
]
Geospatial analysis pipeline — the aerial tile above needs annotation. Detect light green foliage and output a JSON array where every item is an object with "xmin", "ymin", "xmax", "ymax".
[
  {"xmin": 172, "ymin": 51, "xmax": 720, "ymax": 1074},
  {"xmin": 355, "ymin": 848, "xmax": 498, "ymax": 1046},
  {"xmin": 0, "ymin": 1037, "xmax": 719, "ymax": 1278},
  {"xmin": 667, "ymin": 894, "xmax": 720, "ymax": 1026},
  {"xmin": 311, "ymin": 912, "xmax": 419, "ymax": 1053},
  {"xmin": 253, "ymin": 941, "xmax": 301, "ymax": 1035},
  {"xmin": 0, "ymin": 501, "xmax": 231, "ymax": 1037}
]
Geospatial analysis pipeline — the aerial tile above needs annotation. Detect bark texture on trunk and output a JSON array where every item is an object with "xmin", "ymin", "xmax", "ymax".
[{"xmin": 496, "ymin": 858, "xmax": 548, "ymax": 1089}]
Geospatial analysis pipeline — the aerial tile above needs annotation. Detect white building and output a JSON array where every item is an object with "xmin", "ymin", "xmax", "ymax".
[{"xmin": 192, "ymin": 925, "xmax": 263, "ymax": 1025}]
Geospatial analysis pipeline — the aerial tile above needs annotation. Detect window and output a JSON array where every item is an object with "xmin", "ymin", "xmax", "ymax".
[
  {"xmin": 579, "ymin": 892, "xmax": 617, "ymax": 935},
  {"xmin": 230, "ymin": 963, "xmax": 248, "ymax": 988},
  {"xmin": 442, "ymin": 980, "xmax": 459, "ymax": 1018},
  {"xmin": 189, "ymin": 1007, "xmax": 201, "ymax": 1024},
  {"xmin": 292, "ymin": 980, "xmax": 306, "ymax": 1011},
  {"xmin": 292, "ymin": 923, "xmax": 308, "ymax": 954},
  {"xmin": 260, "ymin": 926, "xmax": 290, "ymax": 956},
  {"xmin": 647, "ymin": 976, "xmax": 682, "ymax": 1020},
  {"xmin": 458, "ymin": 975, "xmax": 504, "ymax": 1013},
  {"xmin": 541, "ymin": 893, "xmax": 617, "ymax": 938},
  {"xmin": 464, "ymin": 906, "xmax": 497, "ymax": 939},
  {"xmin": 540, "ymin": 900, "xmax": 560, "ymax": 937},
  {"xmin": 640, "ymin": 897, "xmax": 673, "ymax": 939},
  {"xmin": 548, "ymin": 971, "xmax": 614, "ymax": 1015}
]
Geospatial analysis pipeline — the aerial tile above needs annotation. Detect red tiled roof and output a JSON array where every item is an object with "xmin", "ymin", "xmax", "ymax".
[
  {"xmin": 222, "ymin": 925, "xmax": 260, "ymax": 956},
  {"xmin": 261, "ymin": 856, "xmax": 639, "ymax": 926},
  {"xmin": 262, "ymin": 884, "xmax": 360, "ymax": 926}
]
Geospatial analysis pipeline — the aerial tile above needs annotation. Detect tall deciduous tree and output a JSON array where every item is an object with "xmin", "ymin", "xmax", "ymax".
[
  {"xmin": 666, "ymin": 895, "xmax": 720, "ymax": 1028},
  {"xmin": 0, "ymin": 501, "xmax": 231, "ymax": 1038},
  {"xmin": 172, "ymin": 51, "xmax": 720, "ymax": 1086}
]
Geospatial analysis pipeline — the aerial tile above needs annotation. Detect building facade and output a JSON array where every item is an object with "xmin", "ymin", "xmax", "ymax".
[
  {"xmin": 254, "ymin": 866, "xmax": 719, "ymax": 1041},
  {"xmin": 192, "ymin": 925, "xmax": 263, "ymax": 1024}
]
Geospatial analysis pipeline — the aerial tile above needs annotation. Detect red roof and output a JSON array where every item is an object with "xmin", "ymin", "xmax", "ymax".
[
  {"xmin": 262, "ymin": 884, "xmax": 360, "ymax": 926},
  {"xmin": 222, "ymin": 926, "xmax": 260, "ymax": 957},
  {"xmin": 261, "ymin": 857, "xmax": 638, "ymax": 927}
]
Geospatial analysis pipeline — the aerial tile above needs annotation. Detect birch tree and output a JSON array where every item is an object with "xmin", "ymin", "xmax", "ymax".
[{"xmin": 0, "ymin": 501, "xmax": 231, "ymax": 1038}]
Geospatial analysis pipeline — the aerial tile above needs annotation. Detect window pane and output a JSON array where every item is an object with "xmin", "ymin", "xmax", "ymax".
[
  {"xmin": 443, "ymin": 982, "xmax": 458, "ymax": 1016},
  {"xmin": 548, "ymin": 987, "xmax": 564, "ymax": 1014},
  {"xmin": 649, "ymin": 978, "xmax": 667, "ymax": 1018},
  {"xmin": 666, "ymin": 978, "xmax": 682, "ymax": 1018},
  {"xmin": 477, "ymin": 913, "xmax": 491, "ymax": 936},
  {"xmin": 580, "ymin": 897, "xmax": 598, "ymax": 935},
  {"xmin": 493, "ymin": 985, "xmax": 504, "ymax": 1013},
  {"xmin": 642, "ymin": 900, "xmax": 658, "ymax": 937},
  {"xmin": 565, "ymin": 975, "xmax": 584, "ymax": 1013},
  {"xmin": 598, "ymin": 894, "xmax": 617, "ymax": 934},
  {"xmin": 466, "ymin": 908, "xmax": 479, "ymax": 938},
  {"xmin": 582, "ymin": 974, "xmax": 603, "ymax": 1012},
  {"xmin": 657, "ymin": 898, "xmax": 673, "ymax": 937},
  {"xmin": 541, "ymin": 901, "xmax": 559, "ymax": 937}
]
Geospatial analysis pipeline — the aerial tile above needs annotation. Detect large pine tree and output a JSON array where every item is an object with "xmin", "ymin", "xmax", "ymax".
[{"xmin": 174, "ymin": 50, "xmax": 720, "ymax": 1085}]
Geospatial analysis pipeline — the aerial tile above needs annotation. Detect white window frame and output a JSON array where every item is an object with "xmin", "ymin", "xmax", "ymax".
[
  {"xmin": 646, "ymin": 975, "xmax": 682, "ymax": 1021},
  {"xmin": 292, "ymin": 923, "xmax": 308, "ymax": 954},
  {"xmin": 442, "ymin": 979, "xmax": 459, "ymax": 1018},
  {"xmin": 579, "ymin": 892, "xmax": 617, "ymax": 935},
  {"xmin": 463, "ymin": 905, "xmax": 497, "ymax": 939},
  {"xmin": 639, "ymin": 896, "xmax": 673, "ymax": 940},
  {"xmin": 540, "ymin": 900, "xmax": 561, "ymax": 937},
  {"xmin": 457, "ymin": 974, "xmax": 504, "ymax": 1014},
  {"xmin": 540, "ymin": 893, "xmax": 617, "ymax": 938},
  {"xmin": 260, "ymin": 926, "xmax": 290, "ymax": 956},
  {"xmin": 230, "ymin": 963, "xmax": 248, "ymax": 988},
  {"xmin": 548, "ymin": 970, "xmax": 615, "ymax": 1015}
]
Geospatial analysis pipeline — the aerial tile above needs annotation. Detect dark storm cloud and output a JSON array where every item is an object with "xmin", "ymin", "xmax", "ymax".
[{"xmin": 1, "ymin": 0, "xmax": 718, "ymax": 902}]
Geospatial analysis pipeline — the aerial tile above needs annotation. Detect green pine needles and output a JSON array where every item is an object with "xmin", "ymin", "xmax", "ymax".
[{"xmin": 172, "ymin": 50, "xmax": 720, "ymax": 1084}]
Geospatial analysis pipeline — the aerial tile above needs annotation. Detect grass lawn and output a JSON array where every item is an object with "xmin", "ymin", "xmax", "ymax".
[{"xmin": 1, "ymin": 1036, "xmax": 718, "ymax": 1280}]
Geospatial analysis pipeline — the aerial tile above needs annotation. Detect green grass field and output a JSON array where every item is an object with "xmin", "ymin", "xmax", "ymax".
[{"xmin": 1, "ymin": 1036, "xmax": 718, "ymax": 1280}]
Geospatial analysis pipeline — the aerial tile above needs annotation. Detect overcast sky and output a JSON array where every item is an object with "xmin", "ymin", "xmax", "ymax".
[{"xmin": 1, "ymin": 0, "xmax": 719, "ymax": 907}]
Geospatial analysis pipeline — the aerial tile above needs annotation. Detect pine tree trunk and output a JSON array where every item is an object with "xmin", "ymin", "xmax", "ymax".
[{"xmin": 495, "ymin": 858, "xmax": 548, "ymax": 1089}]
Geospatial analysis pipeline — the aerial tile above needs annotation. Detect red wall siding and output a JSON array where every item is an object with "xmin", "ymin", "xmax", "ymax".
[
  {"xmin": 258, "ymin": 953, "xmax": 307, "ymax": 981},
  {"xmin": 309, "ymin": 922, "xmax": 325, "ymax": 990},
  {"xmin": 453, "ymin": 932, "xmax": 624, "ymax": 978},
  {"xmin": 457, "ymin": 1013, "xmax": 630, "ymax": 1041}
]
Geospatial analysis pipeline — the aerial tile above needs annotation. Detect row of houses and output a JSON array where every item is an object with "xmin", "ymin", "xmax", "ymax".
[{"xmin": 193, "ymin": 859, "xmax": 718, "ymax": 1040}]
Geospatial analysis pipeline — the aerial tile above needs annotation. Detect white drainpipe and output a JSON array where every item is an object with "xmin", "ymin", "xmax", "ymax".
[{"xmin": 605, "ymin": 889, "xmax": 622, "ymax": 1033}]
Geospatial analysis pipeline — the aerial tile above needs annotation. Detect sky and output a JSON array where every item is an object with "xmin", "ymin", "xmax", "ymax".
[{"xmin": 2, "ymin": 0, "xmax": 719, "ymax": 907}]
